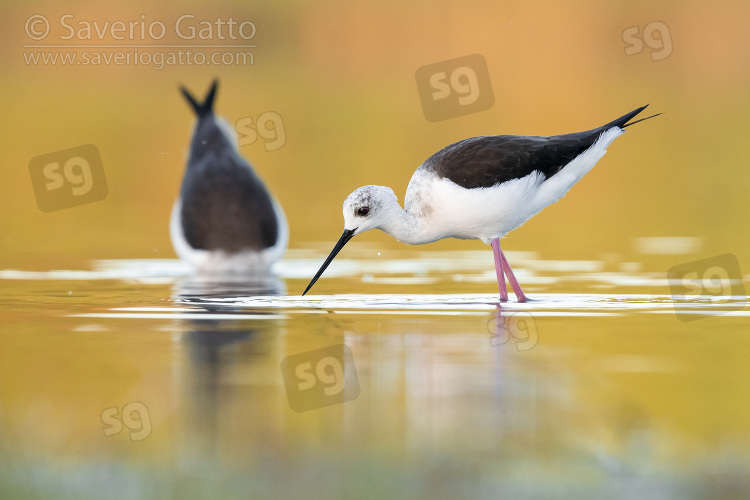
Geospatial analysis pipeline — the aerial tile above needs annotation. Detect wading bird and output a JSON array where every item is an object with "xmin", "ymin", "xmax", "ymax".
[
  {"xmin": 303, "ymin": 106, "xmax": 659, "ymax": 301},
  {"xmin": 171, "ymin": 80, "xmax": 287, "ymax": 272}
]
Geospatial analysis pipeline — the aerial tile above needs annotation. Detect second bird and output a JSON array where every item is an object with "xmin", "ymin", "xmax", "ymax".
[{"xmin": 171, "ymin": 80, "xmax": 287, "ymax": 272}]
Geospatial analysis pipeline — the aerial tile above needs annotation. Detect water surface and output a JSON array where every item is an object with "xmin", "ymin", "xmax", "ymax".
[{"xmin": 1, "ymin": 251, "xmax": 748, "ymax": 499}]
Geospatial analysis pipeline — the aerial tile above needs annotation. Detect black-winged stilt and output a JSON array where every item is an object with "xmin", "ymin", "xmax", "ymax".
[
  {"xmin": 171, "ymin": 80, "xmax": 287, "ymax": 272},
  {"xmin": 303, "ymin": 105, "xmax": 659, "ymax": 301}
]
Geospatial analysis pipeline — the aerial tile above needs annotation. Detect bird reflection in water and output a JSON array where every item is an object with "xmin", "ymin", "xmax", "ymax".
[
  {"xmin": 488, "ymin": 304, "xmax": 539, "ymax": 352},
  {"xmin": 171, "ymin": 273, "xmax": 285, "ymax": 467}
]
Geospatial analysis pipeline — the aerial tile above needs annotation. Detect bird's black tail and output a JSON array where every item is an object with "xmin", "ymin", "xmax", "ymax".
[
  {"xmin": 180, "ymin": 80, "xmax": 219, "ymax": 118},
  {"xmin": 604, "ymin": 104, "xmax": 662, "ymax": 130}
]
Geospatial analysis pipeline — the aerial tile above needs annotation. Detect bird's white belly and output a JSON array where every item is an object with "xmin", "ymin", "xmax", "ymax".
[{"xmin": 406, "ymin": 169, "xmax": 547, "ymax": 243}]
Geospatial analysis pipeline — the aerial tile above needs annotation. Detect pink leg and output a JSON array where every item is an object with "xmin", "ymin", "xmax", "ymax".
[
  {"xmin": 499, "ymin": 247, "xmax": 527, "ymax": 303},
  {"xmin": 490, "ymin": 238, "xmax": 508, "ymax": 302}
]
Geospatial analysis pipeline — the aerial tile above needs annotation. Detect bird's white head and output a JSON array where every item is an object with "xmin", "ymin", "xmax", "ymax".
[
  {"xmin": 342, "ymin": 185, "xmax": 399, "ymax": 236},
  {"xmin": 303, "ymin": 185, "xmax": 400, "ymax": 296}
]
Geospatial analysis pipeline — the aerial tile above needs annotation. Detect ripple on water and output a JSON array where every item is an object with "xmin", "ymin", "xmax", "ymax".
[{"xmin": 0, "ymin": 256, "xmax": 746, "ymax": 319}]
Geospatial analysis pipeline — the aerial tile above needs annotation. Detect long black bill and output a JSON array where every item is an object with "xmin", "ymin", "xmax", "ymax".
[{"xmin": 302, "ymin": 229, "xmax": 356, "ymax": 296}]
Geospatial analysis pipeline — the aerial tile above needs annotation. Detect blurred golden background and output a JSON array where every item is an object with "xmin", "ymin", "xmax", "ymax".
[
  {"xmin": 2, "ymin": 3, "xmax": 750, "ymax": 497},
  {"xmin": 2, "ymin": 0, "xmax": 749, "ymax": 270}
]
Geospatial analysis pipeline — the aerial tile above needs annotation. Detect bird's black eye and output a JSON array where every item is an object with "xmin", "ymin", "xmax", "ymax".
[{"xmin": 356, "ymin": 207, "xmax": 369, "ymax": 217}]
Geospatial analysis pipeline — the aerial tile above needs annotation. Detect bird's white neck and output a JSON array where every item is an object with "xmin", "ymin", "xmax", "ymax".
[{"xmin": 377, "ymin": 202, "xmax": 437, "ymax": 245}]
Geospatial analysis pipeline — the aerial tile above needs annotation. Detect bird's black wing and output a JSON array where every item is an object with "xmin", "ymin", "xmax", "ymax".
[
  {"xmin": 422, "ymin": 106, "xmax": 650, "ymax": 189},
  {"xmin": 180, "ymin": 153, "xmax": 280, "ymax": 252}
]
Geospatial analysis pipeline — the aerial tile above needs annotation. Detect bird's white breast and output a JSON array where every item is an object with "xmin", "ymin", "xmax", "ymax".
[{"xmin": 405, "ymin": 167, "xmax": 546, "ymax": 242}]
